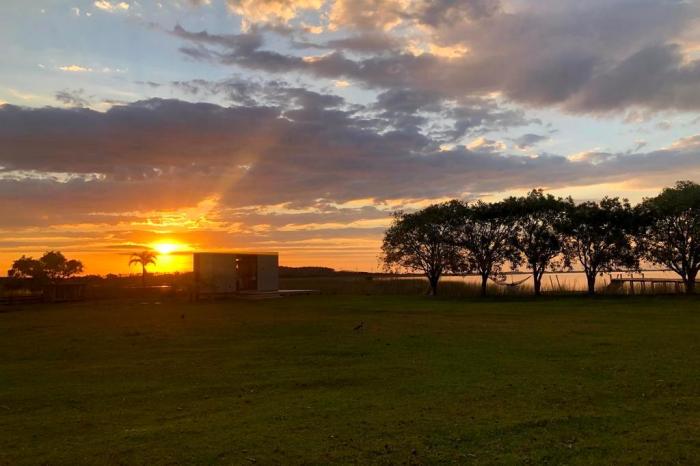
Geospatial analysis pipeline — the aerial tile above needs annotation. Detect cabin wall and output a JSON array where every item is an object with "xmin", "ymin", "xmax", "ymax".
[
  {"xmin": 194, "ymin": 252, "xmax": 279, "ymax": 293},
  {"xmin": 257, "ymin": 254, "xmax": 279, "ymax": 291},
  {"xmin": 236, "ymin": 255, "xmax": 258, "ymax": 291},
  {"xmin": 193, "ymin": 253, "xmax": 238, "ymax": 293}
]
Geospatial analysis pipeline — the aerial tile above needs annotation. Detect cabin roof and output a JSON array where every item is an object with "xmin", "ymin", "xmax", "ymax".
[{"xmin": 192, "ymin": 251, "xmax": 278, "ymax": 256}]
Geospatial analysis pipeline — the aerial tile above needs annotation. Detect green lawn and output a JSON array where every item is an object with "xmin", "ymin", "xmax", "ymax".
[{"xmin": 1, "ymin": 295, "xmax": 699, "ymax": 465}]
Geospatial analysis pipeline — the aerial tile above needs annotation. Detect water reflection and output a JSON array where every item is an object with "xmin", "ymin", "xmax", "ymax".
[{"xmin": 409, "ymin": 270, "xmax": 678, "ymax": 292}]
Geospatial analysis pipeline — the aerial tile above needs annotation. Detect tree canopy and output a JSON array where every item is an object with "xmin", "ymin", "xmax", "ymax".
[
  {"xmin": 381, "ymin": 203, "xmax": 462, "ymax": 296},
  {"xmin": 452, "ymin": 200, "xmax": 518, "ymax": 296},
  {"xmin": 7, "ymin": 251, "xmax": 84, "ymax": 284},
  {"xmin": 558, "ymin": 197, "xmax": 638, "ymax": 294},
  {"xmin": 503, "ymin": 190, "xmax": 569, "ymax": 296},
  {"xmin": 638, "ymin": 181, "xmax": 700, "ymax": 294},
  {"xmin": 381, "ymin": 183, "xmax": 700, "ymax": 296}
]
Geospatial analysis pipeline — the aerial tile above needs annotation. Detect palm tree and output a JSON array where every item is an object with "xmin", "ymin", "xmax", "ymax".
[{"xmin": 129, "ymin": 250, "xmax": 157, "ymax": 287}]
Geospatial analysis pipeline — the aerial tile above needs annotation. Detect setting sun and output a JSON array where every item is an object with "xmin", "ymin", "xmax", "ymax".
[
  {"xmin": 146, "ymin": 241, "xmax": 192, "ymax": 273},
  {"xmin": 152, "ymin": 242, "xmax": 180, "ymax": 255}
]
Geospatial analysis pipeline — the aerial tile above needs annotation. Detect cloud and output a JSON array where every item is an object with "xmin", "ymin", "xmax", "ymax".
[
  {"xmin": 327, "ymin": 0, "xmax": 500, "ymax": 32},
  {"xmin": 630, "ymin": 140, "xmax": 647, "ymax": 153},
  {"xmin": 55, "ymin": 89, "xmax": 91, "ymax": 108},
  {"xmin": 466, "ymin": 136, "xmax": 506, "ymax": 153},
  {"xmin": 170, "ymin": 77, "xmax": 346, "ymax": 110},
  {"xmin": 170, "ymin": 0, "xmax": 700, "ymax": 114},
  {"xmin": 169, "ymin": 76, "xmax": 530, "ymax": 141},
  {"xmin": 226, "ymin": 0, "xmax": 323, "ymax": 28},
  {"xmin": 58, "ymin": 65, "xmax": 92, "ymax": 72},
  {"xmin": 323, "ymin": 33, "xmax": 401, "ymax": 53},
  {"xmin": 414, "ymin": 0, "xmax": 501, "ymax": 26},
  {"xmin": 567, "ymin": 43, "xmax": 700, "ymax": 113},
  {"xmin": 511, "ymin": 133, "xmax": 548, "ymax": 149},
  {"xmin": 93, "ymin": 1, "xmax": 130, "ymax": 12},
  {"xmin": 3, "ymin": 98, "xmax": 700, "ymax": 223},
  {"xmin": 57, "ymin": 64, "xmax": 124, "ymax": 74}
]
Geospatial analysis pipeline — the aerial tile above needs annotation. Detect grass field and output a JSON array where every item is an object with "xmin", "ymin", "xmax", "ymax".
[{"xmin": 2, "ymin": 295, "xmax": 700, "ymax": 465}]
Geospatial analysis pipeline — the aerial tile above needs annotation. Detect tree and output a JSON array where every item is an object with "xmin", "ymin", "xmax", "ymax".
[
  {"xmin": 129, "ymin": 250, "xmax": 157, "ymax": 287},
  {"xmin": 7, "ymin": 251, "xmax": 83, "ymax": 285},
  {"xmin": 452, "ymin": 200, "xmax": 518, "ymax": 296},
  {"xmin": 64, "ymin": 260, "xmax": 84, "ymax": 278},
  {"xmin": 504, "ymin": 190, "xmax": 568, "ymax": 296},
  {"xmin": 638, "ymin": 181, "xmax": 700, "ymax": 294},
  {"xmin": 558, "ymin": 198, "xmax": 637, "ymax": 295},
  {"xmin": 381, "ymin": 203, "xmax": 462, "ymax": 296},
  {"xmin": 7, "ymin": 256, "xmax": 45, "ymax": 281},
  {"xmin": 39, "ymin": 251, "xmax": 84, "ymax": 280}
]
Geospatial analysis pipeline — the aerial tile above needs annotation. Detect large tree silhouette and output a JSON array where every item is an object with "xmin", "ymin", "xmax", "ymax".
[
  {"xmin": 504, "ymin": 190, "xmax": 567, "ymax": 296},
  {"xmin": 638, "ymin": 181, "xmax": 700, "ymax": 294},
  {"xmin": 452, "ymin": 200, "xmax": 518, "ymax": 296},
  {"xmin": 558, "ymin": 198, "xmax": 637, "ymax": 295},
  {"xmin": 381, "ymin": 203, "xmax": 462, "ymax": 296},
  {"xmin": 8, "ymin": 251, "xmax": 83, "ymax": 285},
  {"xmin": 129, "ymin": 250, "xmax": 157, "ymax": 287}
]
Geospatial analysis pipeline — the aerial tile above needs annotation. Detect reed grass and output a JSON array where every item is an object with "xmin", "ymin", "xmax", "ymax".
[{"xmin": 280, "ymin": 275, "xmax": 691, "ymax": 297}]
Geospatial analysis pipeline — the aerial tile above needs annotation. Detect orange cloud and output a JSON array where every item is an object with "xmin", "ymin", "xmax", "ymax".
[{"xmin": 227, "ymin": 0, "xmax": 323, "ymax": 28}]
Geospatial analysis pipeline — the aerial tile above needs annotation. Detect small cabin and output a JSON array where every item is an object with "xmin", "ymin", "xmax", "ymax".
[{"xmin": 193, "ymin": 252, "xmax": 279, "ymax": 297}]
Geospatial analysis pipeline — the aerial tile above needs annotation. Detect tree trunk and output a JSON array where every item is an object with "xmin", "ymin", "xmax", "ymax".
[
  {"xmin": 480, "ymin": 274, "xmax": 489, "ymax": 297},
  {"xmin": 533, "ymin": 274, "xmax": 542, "ymax": 296},
  {"xmin": 141, "ymin": 264, "xmax": 146, "ymax": 287},
  {"xmin": 428, "ymin": 274, "xmax": 439, "ymax": 296},
  {"xmin": 685, "ymin": 270, "xmax": 697, "ymax": 295},
  {"xmin": 586, "ymin": 273, "xmax": 596, "ymax": 295}
]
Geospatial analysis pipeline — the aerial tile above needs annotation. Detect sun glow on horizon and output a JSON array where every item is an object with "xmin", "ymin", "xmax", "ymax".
[
  {"xmin": 145, "ymin": 241, "xmax": 193, "ymax": 273},
  {"xmin": 151, "ymin": 241, "xmax": 188, "ymax": 255}
]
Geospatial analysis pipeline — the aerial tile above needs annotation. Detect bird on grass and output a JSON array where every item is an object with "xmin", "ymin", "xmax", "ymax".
[{"xmin": 353, "ymin": 321, "xmax": 364, "ymax": 331}]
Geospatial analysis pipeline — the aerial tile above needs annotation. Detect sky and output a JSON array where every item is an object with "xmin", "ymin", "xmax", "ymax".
[{"xmin": 1, "ymin": 0, "xmax": 700, "ymax": 275}]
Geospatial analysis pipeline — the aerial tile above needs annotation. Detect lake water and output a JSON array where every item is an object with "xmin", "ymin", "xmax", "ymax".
[{"xmin": 401, "ymin": 270, "xmax": 680, "ymax": 292}]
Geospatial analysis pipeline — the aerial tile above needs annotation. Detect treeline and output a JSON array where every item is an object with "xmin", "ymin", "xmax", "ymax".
[
  {"xmin": 381, "ymin": 181, "xmax": 700, "ymax": 296},
  {"xmin": 279, "ymin": 266, "xmax": 375, "ymax": 278},
  {"xmin": 6, "ymin": 251, "xmax": 84, "ymax": 288}
]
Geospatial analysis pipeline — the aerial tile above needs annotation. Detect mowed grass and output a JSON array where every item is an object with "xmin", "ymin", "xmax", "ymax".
[{"xmin": 1, "ymin": 295, "xmax": 700, "ymax": 465}]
